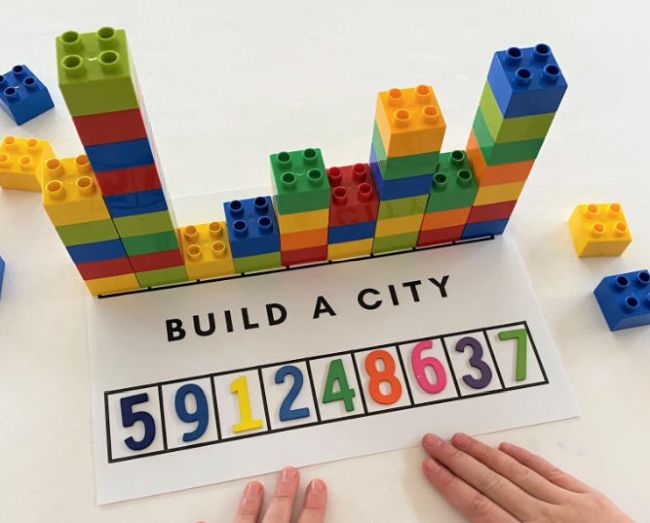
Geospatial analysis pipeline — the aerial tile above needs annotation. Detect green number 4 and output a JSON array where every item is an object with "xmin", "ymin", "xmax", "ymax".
[
  {"xmin": 498, "ymin": 328, "xmax": 528, "ymax": 381},
  {"xmin": 322, "ymin": 358, "xmax": 356, "ymax": 412}
]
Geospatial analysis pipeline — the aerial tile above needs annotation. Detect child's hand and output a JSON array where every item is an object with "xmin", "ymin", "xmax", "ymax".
[
  {"xmin": 421, "ymin": 433, "xmax": 632, "ymax": 522},
  {"xmin": 232, "ymin": 467, "xmax": 327, "ymax": 523}
]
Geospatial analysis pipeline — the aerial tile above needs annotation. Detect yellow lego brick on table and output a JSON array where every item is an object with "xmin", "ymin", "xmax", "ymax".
[
  {"xmin": 328, "ymin": 238, "xmax": 373, "ymax": 260},
  {"xmin": 0, "ymin": 135, "xmax": 55, "ymax": 192},
  {"xmin": 85, "ymin": 273, "xmax": 140, "ymax": 296},
  {"xmin": 568, "ymin": 203, "xmax": 632, "ymax": 257},
  {"xmin": 42, "ymin": 155, "xmax": 111, "ymax": 226},
  {"xmin": 179, "ymin": 221, "xmax": 236, "ymax": 280},
  {"xmin": 375, "ymin": 85, "xmax": 446, "ymax": 158},
  {"xmin": 374, "ymin": 213, "xmax": 424, "ymax": 237},
  {"xmin": 473, "ymin": 181, "xmax": 525, "ymax": 206},
  {"xmin": 276, "ymin": 208, "xmax": 329, "ymax": 234}
]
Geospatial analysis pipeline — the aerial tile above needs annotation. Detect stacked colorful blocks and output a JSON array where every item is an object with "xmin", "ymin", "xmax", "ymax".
[
  {"xmin": 370, "ymin": 85, "xmax": 446, "ymax": 253},
  {"xmin": 270, "ymin": 148, "xmax": 331, "ymax": 265},
  {"xmin": 0, "ymin": 65, "xmax": 54, "ymax": 125},
  {"xmin": 464, "ymin": 43, "xmax": 567, "ymax": 239},
  {"xmin": 55, "ymin": 27, "xmax": 187, "ymax": 289},
  {"xmin": 0, "ymin": 135, "xmax": 54, "ymax": 192},
  {"xmin": 179, "ymin": 222, "xmax": 236, "ymax": 280}
]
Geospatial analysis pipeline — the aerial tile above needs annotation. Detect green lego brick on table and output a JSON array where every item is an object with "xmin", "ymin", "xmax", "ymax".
[
  {"xmin": 122, "ymin": 230, "xmax": 180, "ymax": 256},
  {"xmin": 136, "ymin": 265, "xmax": 188, "ymax": 288},
  {"xmin": 425, "ymin": 151, "xmax": 478, "ymax": 213},
  {"xmin": 234, "ymin": 252, "xmax": 282, "ymax": 273},
  {"xmin": 270, "ymin": 148, "xmax": 330, "ymax": 214},
  {"xmin": 372, "ymin": 124, "xmax": 438, "ymax": 180},
  {"xmin": 55, "ymin": 219, "xmax": 119, "ymax": 246},
  {"xmin": 377, "ymin": 195, "xmax": 428, "ymax": 219},
  {"xmin": 371, "ymin": 231, "xmax": 418, "ymax": 253},
  {"xmin": 113, "ymin": 211, "xmax": 175, "ymax": 237},
  {"xmin": 479, "ymin": 83, "xmax": 555, "ymax": 143},
  {"xmin": 55, "ymin": 27, "xmax": 140, "ymax": 117}
]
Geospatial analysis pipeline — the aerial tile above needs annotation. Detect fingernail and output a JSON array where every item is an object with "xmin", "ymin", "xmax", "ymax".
[
  {"xmin": 304, "ymin": 479, "xmax": 326, "ymax": 509},
  {"xmin": 245, "ymin": 481, "xmax": 262, "ymax": 496},
  {"xmin": 282, "ymin": 466, "xmax": 297, "ymax": 481},
  {"xmin": 311, "ymin": 478, "xmax": 326, "ymax": 492},
  {"xmin": 423, "ymin": 433, "xmax": 442, "ymax": 448},
  {"xmin": 424, "ymin": 458, "xmax": 440, "ymax": 473},
  {"xmin": 500, "ymin": 442, "xmax": 511, "ymax": 451},
  {"xmin": 453, "ymin": 432, "xmax": 471, "ymax": 449}
]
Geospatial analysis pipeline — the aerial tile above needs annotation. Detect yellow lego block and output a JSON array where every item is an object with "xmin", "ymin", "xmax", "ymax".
[
  {"xmin": 276, "ymin": 208, "xmax": 329, "ymax": 234},
  {"xmin": 374, "ymin": 213, "xmax": 424, "ymax": 238},
  {"xmin": 42, "ymin": 155, "xmax": 111, "ymax": 226},
  {"xmin": 568, "ymin": 203, "xmax": 632, "ymax": 257},
  {"xmin": 179, "ymin": 221, "xmax": 236, "ymax": 280},
  {"xmin": 328, "ymin": 238, "xmax": 373, "ymax": 260},
  {"xmin": 85, "ymin": 273, "xmax": 140, "ymax": 296},
  {"xmin": 375, "ymin": 85, "xmax": 446, "ymax": 158},
  {"xmin": 0, "ymin": 135, "xmax": 55, "ymax": 192},
  {"xmin": 473, "ymin": 181, "xmax": 525, "ymax": 206}
]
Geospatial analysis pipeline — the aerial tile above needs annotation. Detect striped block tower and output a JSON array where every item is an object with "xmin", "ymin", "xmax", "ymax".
[
  {"xmin": 370, "ymin": 85, "xmax": 446, "ymax": 253},
  {"xmin": 463, "ymin": 43, "xmax": 567, "ymax": 239},
  {"xmin": 55, "ymin": 27, "xmax": 188, "ymax": 288},
  {"xmin": 270, "ymin": 148, "xmax": 331, "ymax": 266}
]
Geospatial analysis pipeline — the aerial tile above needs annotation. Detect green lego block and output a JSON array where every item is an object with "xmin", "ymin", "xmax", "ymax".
[
  {"xmin": 371, "ymin": 231, "xmax": 418, "ymax": 253},
  {"xmin": 113, "ymin": 211, "xmax": 175, "ymax": 238},
  {"xmin": 377, "ymin": 195, "xmax": 428, "ymax": 219},
  {"xmin": 479, "ymin": 82, "xmax": 555, "ymax": 143},
  {"xmin": 270, "ymin": 148, "xmax": 330, "ymax": 214},
  {"xmin": 234, "ymin": 252, "xmax": 282, "ymax": 273},
  {"xmin": 136, "ymin": 265, "xmax": 188, "ymax": 288},
  {"xmin": 473, "ymin": 109, "xmax": 544, "ymax": 164},
  {"xmin": 372, "ymin": 124, "xmax": 438, "ymax": 180},
  {"xmin": 122, "ymin": 230, "xmax": 180, "ymax": 256},
  {"xmin": 425, "ymin": 151, "xmax": 478, "ymax": 213},
  {"xmin": 55, "ymin": 219, "xmax": 118, "ymax": 246},
  {"xmin": 55, "ymin": 27, "xmax": 140, "ymax": 117}
]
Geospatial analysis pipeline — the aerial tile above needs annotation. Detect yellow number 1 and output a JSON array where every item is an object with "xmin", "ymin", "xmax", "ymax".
[{"xmin": 230, "ymin": 375, "xmax": 263, "ymax": 433}]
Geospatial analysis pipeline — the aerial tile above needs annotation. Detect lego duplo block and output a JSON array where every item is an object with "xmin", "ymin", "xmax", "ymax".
[
  {"xmin": 328, "ymin": 238, "xmax": 372, "ymax": 260},
  {"xmin": 417, "ymin": 225, "xmax": 464, "ymax": 246},
  {"xmin": 328, "ymin": 221, "xmax": 376, "ymax": 244},
  {"xmin": 0, "ymin": 136, "xmax": 55, "ymax": 192},
  {"xmin": 66, "ymin": 238, "xmax": 126, "ymax": 264},
  {"xmin": 56, "ymin": 27, "xmax": 140, "ymax": 117},
  {"xmin": 224, "ymin": 196, "xmax": 281, "ymax": 257},
  {"xmin": 377, "ymin": 195, "xmax": 428, "ymax": 220},
  {"xmin": 0, "ymin": 255, "xmax": 4, "ymax": 299},
  {"xmin": 85, "ymin": 272, "xmax": 139, "ymax": 296},
  {"xmin": 136, "ymin": 265, "xmax": 188, "ymax": 288},
  {"xmin": 487, "ymin": 44, "xmax": 567, "ymax": 118},
  {"xmin": 281, "ymin": 244, "xmax": 327, "ymax": 266},
  {"xmin": 84, "ymin": 138, "xmax": 154, "ymax": 172},
  {"xmin": 55, "ymin": 219, "xmax": 119, "ymax": 246},
  {"xmin": 76, "ymin": 256, "xmax": 133, "ymax": 280},
  {"xmin": 179, "ymin": 221, "xmax": 235, "ymax": 280},
  {"xmin": 121, "ymin": 230, "xmax": 180, "ymax": 256},
  {"xmin": 375, "ymin": 85, "xmax": 446, "ymax": 157},
  {"xmin": 371, "ymin": 124, "xmax": 438, "ymax": 179},
  {"xmin": 425, "ymin": 150, "xmax": 478, "ymax": 212},
  {"xmin": 327, "ymin": 163, "xmax": 379, "ymax": 226},
  {"xmin": 73, "ymin": 108, "xmax": 147, "ymax": 145},
  {"xmin": 277, "ymin": 208, "xmax": 329, "ymax": 234},
  {"xmin": 420, "ymin": 207, "xmax": 471, "ymax": 231},
  {"xmin": 0, "ymin": 65, "xmax": 54, "ymax": 125},
  {"xmin": 473, "ymin": 180, "xmax": 525, "ymax": 206},
  {"xmin": 280, "ymin": 228, "xmax": 328, "ymax": 250},
  {"xmin": 103, "ymin": 188, "xmax": 168, "ymax": 218},
  {"xmin": 42, "ymin": 155, "xmax": 111, "ymax": 226},
  {"xmin": 375, "ymin": 213, "xmax": 423, "ymax": 238},
  {"xmin": 271, "ymin": 148, "xmax": 330, "ymax": 214},
  {"xmin": 95, "ymin": 163, "xmax": 162, "ymax": 196},
  {"xmin": 479, "ymin": 82, "xmax": 555, "ymax": 143},
  {"xmin": 461, "ymin": 218, "xmax": 509, "ymax": 239},
  {"xmin": 129, "ymin": 248, "xmax": 184, "ymax": 273},
  {"xmin": 370, "ymin": 148, "xmax": 433, "ymax": 200},
  {"xmin": 371, "ymin": 231, "xmax": 418, "ymax": 254},
  {"xmin": 233, "ymin": 251, "xmax": 281, "ymax": 274},
  {"xmin": 568, "ymin": 203, "xmax": 632, "ymax": 257},
  {"xmin": 113, "ymin": 210, "xmax": 174, "ymax": 237},
  {"xmin": 594, "ymin": 270, "xmax": 650, "ymax": 331},
  {"xmin": 467, "ymin": 200, "xmax": 517, "ymax": 223},
  {"xmin": 466, "ymin": 131, "xmax": 534, "ymax": 185}
]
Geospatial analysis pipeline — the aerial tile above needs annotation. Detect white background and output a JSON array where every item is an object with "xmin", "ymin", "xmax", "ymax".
[{"xmin": 0, "ymin": 0, "xmax": 649, "ymax": 521}]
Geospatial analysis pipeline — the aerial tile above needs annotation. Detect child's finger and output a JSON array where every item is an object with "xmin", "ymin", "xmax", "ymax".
[
  {"xmin": 296, "ymin": 479, "xmax": 328, "ymax": 523},
  {"xmin": 234, "ymin": 481, "xmax": 265, "ymax": 523},
  {"xmin": 261, "ymin": 467, "xmax": 300, "ymax": 523}
]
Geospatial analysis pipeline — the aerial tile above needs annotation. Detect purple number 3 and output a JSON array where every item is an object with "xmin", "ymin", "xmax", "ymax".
[{"xmin": 455, "ymin": 336, "xmax": 493, "ymax": 389}]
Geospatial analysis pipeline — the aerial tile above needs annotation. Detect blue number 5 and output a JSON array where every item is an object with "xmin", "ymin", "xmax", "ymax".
[
  {"xmin": 275, "ymin": 365, "xmax": 310, "ymax": 421},
  {"xmin": 120, "ymin": 393, "xmax": 156, "ymax": 451}
]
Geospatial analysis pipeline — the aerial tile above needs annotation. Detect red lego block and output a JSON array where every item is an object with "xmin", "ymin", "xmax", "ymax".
[
  {"xmin": 417, "ymin": 225, "xmax": 464, "ymax": 246},
  {"xmin": 76, "ymin": 257, "xmax": 134, "ymax": 280},
  {"xmin": 328, "ymin": 163, "xmax": 379, "ymax": 227},
  {"xmin": 128, "ymin": 248, "xmax": 184, "ymax": 272},
  {"xmin": 281, "ymin": 244, "xmax": 327, "ymax": 266},
  {"xmin": 94, "ymin": 163, "xmax": 162, "ymax": 196},
  {"xmin": 72, "ymin": 108, "xmax": 147, "ymax": 146},
  {"xmin": 467, "ymin": 200, "xmax": 517, "ymax": 223}
]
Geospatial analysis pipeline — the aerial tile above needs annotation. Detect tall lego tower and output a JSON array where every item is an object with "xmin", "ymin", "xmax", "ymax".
[{"xmin": 55, "ymin": 27, "xmax": 188, "ymax": 288}]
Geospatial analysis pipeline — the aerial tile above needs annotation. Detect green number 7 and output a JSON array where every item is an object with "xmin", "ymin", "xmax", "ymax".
[{"xmin": 498, "ymin": 328, "xmax": 528, "ymax": 381}]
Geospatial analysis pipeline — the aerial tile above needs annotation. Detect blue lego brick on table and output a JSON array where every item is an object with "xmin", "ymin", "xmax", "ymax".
[
  {"xmin": 66, "ymin": 238, "xmax": 126, "ymax": 264},
  {"xmin": 84, "ymin": 138, "xmax": 154, "ymax": 172},
  {"xmin": 224, "ymin": 196, "xmax": 281, "ymax": 258},
  {"xmin": 329, "ymin": 220, "xmax": 376, "ymax": 244},
  {"xmin": 594, "ymin": 270, "xmax": 650, "ymax": 331},
  {"xmin": 0, "ymin": 255, "xmax": 5, "ymax": 299},
  {"xmin": 461, "ymin": 218, "xmax": 509, "ymax": 239},
  {"xmin": 487, "ymin": 44, "xmax": 567, "ymax": 117},
  {"xmin": 0, "ymin": 65, "xmax": 54, "ymax": 125},
  {"xmin": 104, "ymin": 189, "xmax": 168, "ymax": 218},
  {"xmin": 370, "ymin": 148, "xmax": 433, "ymax": 200}
]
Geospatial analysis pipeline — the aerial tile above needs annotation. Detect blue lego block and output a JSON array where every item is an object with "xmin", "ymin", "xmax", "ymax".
[
  {"xmin": 328, "ymin": 220, "xmax": 376, "ymax": 244},
  {"xmin": 84, "ymin": 138, "xmax": 154, "ymax": 172},
  {"xmin": 104, "ymin": 189, "xmax": 168, "ymax": 218},
  {"xmin": 369, "ymin": 147, "xmax": 433, "ymax": 200},
  {"xmin": 0, "ymin": 65, "xmax": 54, "ymax": 125},
  {"xmin": 66, "ymin": 238, "xmax": 126, "ymax": 264},
  {"xmin": 224, "ymin": 196, "xmax": 281, "ymax": 258},
  {"xmin": 594, "ymin": 270, "xmax": 650, "ymax": 331},
  {"xmin": 487, "ymin": 44, "xmax": 567, "ymax": 117},
  {"xmin": 0, "ymin": 255, "xmax": 5, "ymax": 299},
  {"xmin": 461, "ymin": 218, "xmax": 509, "ymax": 239}
]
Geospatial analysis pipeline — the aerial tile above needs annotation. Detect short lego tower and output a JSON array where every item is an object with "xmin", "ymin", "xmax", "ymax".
[
  {"xmin": 594, "ymin": 270, "xmax": 650, "ymax": 331},
  {"xmin": 179, "ymin": 222, "xmax": 235, "ymax": 280},
  {"xmin": 0, "ymin": 65, "xmax": 54, "ymax": 125},
  {"xmin": 568, "ymin": 203, "xmax": 631, "ymax": 257},
  {"xmin": 0, "ymin": 135, "xmax": 55, "ymax": 192}
]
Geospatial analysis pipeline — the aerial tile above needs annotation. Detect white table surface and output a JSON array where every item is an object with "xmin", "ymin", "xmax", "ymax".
[{"xmin": 1, "ymin": 1, "xmax": 649, "ymax": 521}]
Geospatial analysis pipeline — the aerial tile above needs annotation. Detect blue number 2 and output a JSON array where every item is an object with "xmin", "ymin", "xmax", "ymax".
[
  {"xmin": 275, "ymin": 365, "xmax": 310, "ymax": 421},
  {"xmin": 175, "ymin": 384, "xmax": 209, "ymax": 442},
  {"xmin": 120, "ymin": 393, "xmax": 156, "ymax": 451}
]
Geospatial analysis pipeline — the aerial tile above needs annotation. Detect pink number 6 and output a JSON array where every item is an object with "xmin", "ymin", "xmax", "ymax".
[{"xmin": 411, "ymin": 340, "xmax": 447, "ymax": 394}]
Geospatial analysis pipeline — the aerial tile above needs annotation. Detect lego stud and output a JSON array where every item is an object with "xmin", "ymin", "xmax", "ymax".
[
  {"xmin": 2, "ymin": 136, "xmax": 18, "ymax": 151},
  {"xmin": 415, "ymin": 85, "xmax": 432, "ymax": 103},
  {"xmin": 257, "ymin": 216, "xmax": 274, "ymax": 235},
  {"xmin": 254, "ymin": 196, "xmax": 269, "ymax": 215},
  {"xmin": 585, "ymin": 204, "xmax": 599, "ymax": 219},
  {"xmin": 614, "ymin": 275, "xmax": 630, "ymax": 291},
  {"xmin": 75, "ymin": 155, "xmax": 91, "ymax": 174},
  {"xmin": 61, "ymin": 55, "xmax": 86, "ymax": 79},
  {"xmin": 45, "ymin": 180, "xmax": 65, "ymax": 200},
  {"xmin": 614, "ymin": 222, "xmax": 628, "ymax": 237},
  {"xmin": 637, "ymin": 270, "xmax": 650, "ymax": 286},
  {"xmin": 357, "ymin": 182, "xmax": 373, "ymax": 202},
  {"xmin": 209, "ymin": 222, "xmax": 224, "ymax": 239},
  {"xmin": 23, "ymin": 77, "xmax": 38, "ymax": 92},
  {"xmin": 307, "ymin": 168, "xmax": 324, "ymax": 186},
  {"xmin": 422, "ymin": 106, "xmax": 439, "ymax": 125},
  {"xmin": 187, "ymin": 244, "xmax": 203, "ymax": 262},
  {"xmin": 456, "ymin": 169, "xmax": 474, "ymax": 187},
  {"xmin": 59, "ymin": 31, "xmax": 83, "ymax": 53},
  {"xmin": 0, "ymin": 75, "xmax": 5, "ymax": 88},
  {"xmin": 394, "ymin": 109, "xmax": 411, "ymax": 128},
  {"xmin": 18, "ymin": 156, "xmax": 34, "ymax": 171},
  {"xmin": 590, "ymin": 223, "xmax": 605, "ymax": 238},
  {"xmin": 433, "ymin": 173, "xmax": 448, "ymax": 191},
  {"xmin": 0, "ymin": 154, "xmax": 9, "ymax": 168},
  {"xmin": 277, "ymin": 151, "xmax": 291, "ymax": 167},
  {"xmin": 98, "ymin": 51, "xmax": 122, "ymax": 73},
  {"xmin": 233, "ymin": 220, "xmax": 248, "ymax": 238},
  {"xmin": 327, "ymin": 166, "xmax": 342, "ymax": 187},
  {"xmin": 450, "ymin": 150, "xmax": 465, "ymax": 166},
  {"xmin": 387, "ymin": 88, "xmax": 403, "ymax": 106},
  {"xmin": 3, "ymin": 87, "xmax": 19, "ymax": 102},
  {"xmin": 353, "ymin": 163, "xmax": 368, "ymax": 182},
  {"xmin": 44, "ymin": 158, "xmax": 64, "ymax": 179},
  {"xmin": 541, "ymin": 64, "xmax": 561, "ymax": 84},
  {"xmin": 211, "ymin": 241, "xmax": 227, "ymax": 258},
  {"xmin": 76, "ymin": 176, "xmax": 96, "ymax": 196},
  {"xmin": 332, "ymin": 186, "xmax": 348, "ymax": 205},
  {"xmin": 514, "ymin": 68, "xmax": 532, "ymax": 87},
  {"xmin": 184, "ymin": 225, "xmax": 199, "ymax": 242},
  {"xmin": 97, "ymin": 27, "xmax": 117, "ymax": 49},
  {"xmin": 12, "ymin": 65, "xmax": 26, "ymax": 79},
  {"xmin": 303, "ymin": 148, "xmax": 318, "ymax": 165},
  {"xmin": 281, "ymin": 172, "xmax": 297, "ymax": 190},
  {"xmin": 533, "ymin": 43, "xmax": 551, "ymax": 63},
  {"xmin": 608, "ymin": 203, "xmax": 622, "ymax": 217},
  {"xmin": 623, "ymin": 296, "xmax": 639, "ymax": 313},
  {"xmin": 25, "ymin": 138, "xmax": 41, "ymax": 152},
  {"xmin": 228, "ymin": 200, "xmax": 245, "ymax": 218},
  {"xmin": 505, "ymin": 47, "xmax": 523, "ymax": 66}
]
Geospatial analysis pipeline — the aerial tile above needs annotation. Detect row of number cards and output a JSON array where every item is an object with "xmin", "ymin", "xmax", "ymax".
[{"xmin": 106, "ymin": 321, "xmax": 547, "ymax": 462}]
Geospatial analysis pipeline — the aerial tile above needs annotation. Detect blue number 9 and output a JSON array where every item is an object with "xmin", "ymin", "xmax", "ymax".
[{"xmin": 174, "ymin": 384, "xmax": 209, "ymax": 442}]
